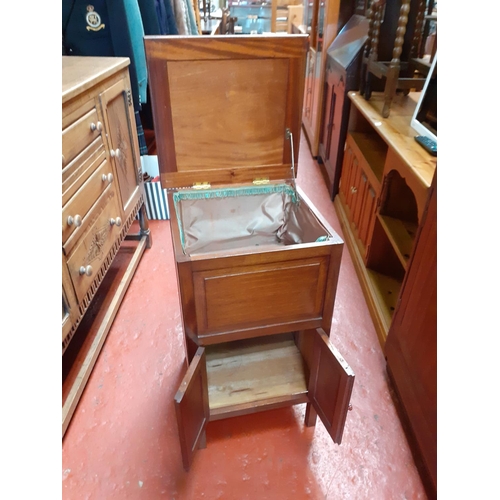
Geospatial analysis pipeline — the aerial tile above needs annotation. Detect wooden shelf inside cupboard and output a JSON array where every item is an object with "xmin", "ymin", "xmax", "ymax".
[
  {"xmin": 206, "ymin": 334, "xmax": 309, "ymax": 420},
  {"xmin": 377, "ymin": 214, "xmax": 417, "ymax": 270},
  {"xmin": 335, "ymin": 91, "xmax": 436, "ymax": 347},
  {"xmin": 366, "ymin": 269, "xmax": 401, "ymax": 331}
]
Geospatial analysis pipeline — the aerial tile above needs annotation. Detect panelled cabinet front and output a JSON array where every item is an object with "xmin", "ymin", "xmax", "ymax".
[{"xmin": 338, "ymin": 134, "xmax": 378, "ymax": 259}]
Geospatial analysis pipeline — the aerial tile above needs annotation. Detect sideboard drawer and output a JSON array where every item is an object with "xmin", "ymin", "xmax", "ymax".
[
  {"xmin": 62, "ymin": 137, "xmax": 105, "ymax": 206},
  {"xmin": 62, "ymin": 107, "xmax": 102, "ymax": 167},
  {"xmin": 66, "ymin": 187, "xmax": 122, "ymax": 303},
  {"xmin": 62, "ymin": 158, "xmax": 115, "ymax": 245}
]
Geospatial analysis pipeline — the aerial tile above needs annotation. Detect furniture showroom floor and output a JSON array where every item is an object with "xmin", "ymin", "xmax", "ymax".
[{"xmin": 62, "ymin": 132, "xmax": 429, "ymax": 499}]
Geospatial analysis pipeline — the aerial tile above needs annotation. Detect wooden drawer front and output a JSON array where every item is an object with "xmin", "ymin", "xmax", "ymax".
[
  {"xmin": 193, "ymin": 256, "xmax": 329, "ymax": 337},
  {"xmin": 62, "ymin": 137, "xmax": 105, "ymax": 206},
  {"xmin": 62, "ymin": 108, "xmax": 102, "ymax": 168},
  {"xmin": 67, "ymin": 189, "xmax": 122, "ymax": 303},
  {"xmin": 62, "ymin": 158, "xmax": 114, "ymax": 245}
]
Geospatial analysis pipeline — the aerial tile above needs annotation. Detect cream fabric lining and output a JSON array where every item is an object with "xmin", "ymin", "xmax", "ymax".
[{"xmin": 174, "ymin": 185, "xmax": 328, "ymax": 255}]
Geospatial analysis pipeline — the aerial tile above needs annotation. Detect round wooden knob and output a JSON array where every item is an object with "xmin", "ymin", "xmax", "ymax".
[
  {"xmin": 79, "ymin": 265, "xmax": 93, "ymax": 277},
  {"xmin": 67, "ymin": 214, "xmax": 82, "ymax": 227},
  {"xmin": 90, "ymin": 121, "xmax": 103, "ymax": 132}
]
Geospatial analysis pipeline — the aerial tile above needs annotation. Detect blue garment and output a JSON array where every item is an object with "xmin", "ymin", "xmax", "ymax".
[
  {"xmin": 123, "ymin": 0, "xmax": 148, "ymax": 105},
  {"xmin": 155, "ymin": 0, "xmax": 179, "ymax": 34},
  {"xmin": 63, "ymin": 0, "xmax": 147, "ymax": 110},
  {"xmin": 154, "ymin": 0, "xmax": 168, "ymax": 34},
  {"xmin": 138, "ymin": 0, "xmax": 161, "ymax": 35},
  {"xmin": 164, "ymin": 0, "xmax": 179, "ymax": 34}
]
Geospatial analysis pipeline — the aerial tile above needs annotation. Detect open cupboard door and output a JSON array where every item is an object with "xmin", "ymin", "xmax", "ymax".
[
  {"xmin": 308, "ymin": 329, "xmax": 355, "ymax": 443},
  {"xmin": 174, "ymin": 347, "xmax": 209, "ymax": 471}
]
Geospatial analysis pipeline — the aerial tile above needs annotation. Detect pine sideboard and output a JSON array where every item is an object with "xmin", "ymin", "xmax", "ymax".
[{"xmin": 62, "ymin": 56, "xmax": 152, "ymax": 435}]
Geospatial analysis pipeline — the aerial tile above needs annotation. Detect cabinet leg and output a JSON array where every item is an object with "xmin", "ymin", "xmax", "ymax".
[
  {"xmin": 198, "ymin": 430, "xmax": 207, "ymax": 449},
  {"xmin": 305, "ymin": 402, "xmax": 317, "ymax": 427},
  {"xmin": 138, "ymin": 203, "xmax": 153, "ymax": 249}
]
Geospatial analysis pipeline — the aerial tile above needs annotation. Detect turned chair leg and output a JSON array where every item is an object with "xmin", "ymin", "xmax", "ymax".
[
  {"xmin": 382, "ymin": 0, "xmax": 410, "ymax": 118},
  {"xmin": 359, "ymin": 1, "xmax": 375, "ymax": 96},
  {"xmin": 364, "ymin": 0, "xmax": 383, "ymax": 101}
]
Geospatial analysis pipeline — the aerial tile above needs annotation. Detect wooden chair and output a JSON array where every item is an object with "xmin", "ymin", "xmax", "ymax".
[{"xmin": 360, "ymin": 0, "xmax": 435, "ymax": 118}]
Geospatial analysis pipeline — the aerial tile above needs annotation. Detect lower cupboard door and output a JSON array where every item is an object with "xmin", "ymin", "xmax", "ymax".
[
  {"xmin": 308, "ymin": 328, "xmax": 355, "ymax": 444},
  {"xmin": 174, "ymin": 347, "xmax": 209, "ymax": 471}
]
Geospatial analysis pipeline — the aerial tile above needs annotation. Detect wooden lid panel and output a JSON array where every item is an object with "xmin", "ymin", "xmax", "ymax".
[
  {"xmin": 169, "ymin": 58, "xmax": 288, "ymax": 171},
  {"xmin": 144, "ymin": 35, "xmax": 308, "ymax": 188}
]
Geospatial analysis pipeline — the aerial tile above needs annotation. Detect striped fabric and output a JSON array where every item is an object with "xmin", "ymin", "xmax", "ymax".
[{"xmin": 144, "ymin": 181, "xmax": 170, "ymax": 220}]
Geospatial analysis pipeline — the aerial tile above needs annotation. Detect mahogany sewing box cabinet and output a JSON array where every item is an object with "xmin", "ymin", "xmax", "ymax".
[{"xmin": 144, "ymin": 34, "xmax": 355, "ymax": 470}]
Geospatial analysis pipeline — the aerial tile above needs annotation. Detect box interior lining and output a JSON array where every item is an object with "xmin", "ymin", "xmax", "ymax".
[{"xmin": 173, "ymin": 184, "xmax": 330, "ymax": 255}]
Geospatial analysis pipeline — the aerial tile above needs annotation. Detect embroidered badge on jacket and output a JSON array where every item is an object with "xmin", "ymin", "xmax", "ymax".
[{"xmin": 86, "ymin": 5, "xmax": 105, "ymax": 31}]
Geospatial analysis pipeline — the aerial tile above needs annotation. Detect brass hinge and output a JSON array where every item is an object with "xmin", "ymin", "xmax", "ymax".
[
  {"xmin": 192, "ymin": 182, "xmax": 211, "ymax": 190},
  {"xmin": 126, "ymin": 89, "xmax": 132, "ymax": 107},
  {"xmin": 253, "ymin": 177, "xmax": 270, "ymax": 185}
]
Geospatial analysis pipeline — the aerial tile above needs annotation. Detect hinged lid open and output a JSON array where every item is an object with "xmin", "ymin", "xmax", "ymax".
[{"xmin": 144, "ymin": 35, "xmax": 309, "ymax": 189}]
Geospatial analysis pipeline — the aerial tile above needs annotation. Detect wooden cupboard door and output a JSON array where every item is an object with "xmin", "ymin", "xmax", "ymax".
[
  {"xmin": 99, "ymin": 76, "xmax": 142, "ymax": 218},
  {"xmin": 174, "ymin": 347, "xmax": 209, "ymax": 471},
  {"xmin": 338, "ymin": 142, "xmax": 353, "ymax": 202},
  {"xmin": 358, "ymin": 183, "xmax": 377, "ymax": 251},
  {"xmin": 308, "ymin": 328, "xmax": 355, "ymax": 444},
  {"xmin": 346, "ymin": 156, "xmax": 360, "ymax": 217},
  {"xmin": 352, "ymin": 170, "xmax": 366, "ymax": 230}
]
